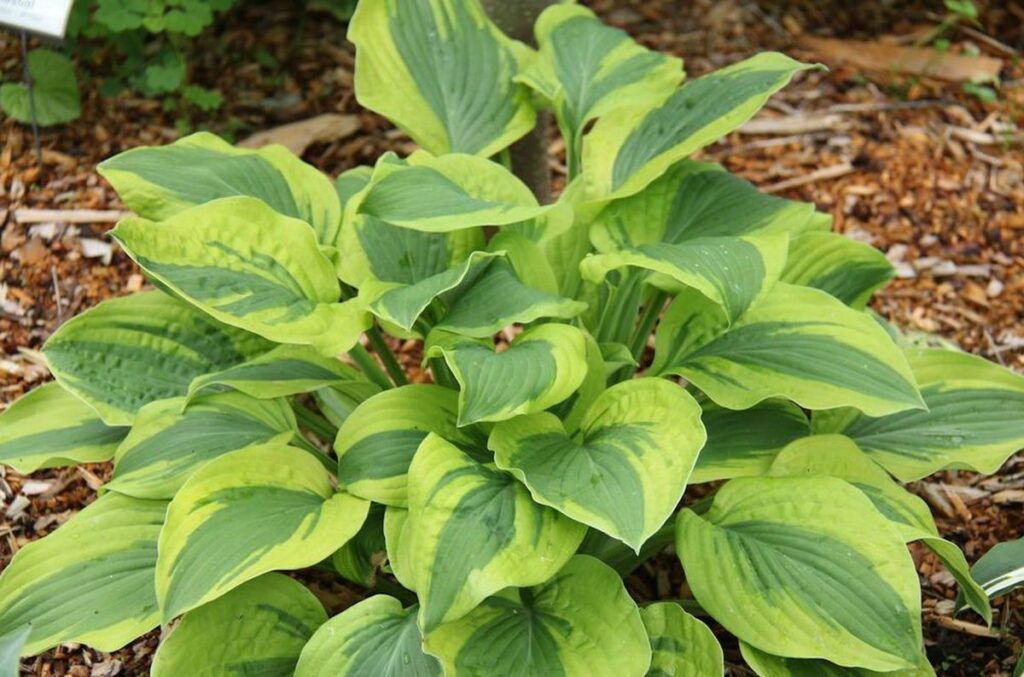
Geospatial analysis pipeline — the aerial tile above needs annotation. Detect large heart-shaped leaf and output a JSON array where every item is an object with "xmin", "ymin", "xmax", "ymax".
[
  {"xmin": 334, "ymin": 384, "xmax": 487, "ymax": 506},
  {"xmin": 691, "ymin": 398, "xmax": 809, "ymax": 483},
  {"xmin": 491, "ymin": 378, "xmax": 705, "ymax": 551},
  {"xmin": 768, "ymin": 435, "xmax": 990, "ymax": 623},
  {"xmin": 295, "ymin": 596, "xmax": 441, "ymax": 677},
  {"xmin": 0, "ymin": 493, "xmax": 166, "ymax": 656},
  {"xmin": 156, "ymin": 444, "xmax": 369, "ymax": 620},
  {"xmin": 589, "ymin": 160, "xmax": 821, "ymax": 250},
  {"xmin": 187, "ymin": 343, "xmax": 364, "ymax": 400},
  {"xmin": 427, "ymin": 324, "xmax": 588, "ymax": 425},
  {"xmin": 517, "ymin": 3, "xmax": 683, "ymax": 175},
  {"xmin": 0, "ymin": 49, "xmax": 80, "ymax": 126},
  {"xmin": 423, "ymin": 556, "xmax": 650, "ymax": 675},
  {"xmin": 653, "ymin": 284, "xmax": 924, "ymax": 417},
  {"xmin": 43, "ymin": 291, "xmax": 271, "ymax": 425},
  {"xmin": 0, "ymin": 382, "xmax": 128, "ymax": 473},
  {"xmin": 781, "ymin": 232, "xmax": 894, "ymax": 309},
  {"xmin": 393, "ymin": 435, "xmax": 584, "ymax": 631},
  {"xmin": 642, "ymin": 602, "xmax": 724, "ymax": 676},
  {"xmin": 152, "ymin": 574, "xmax": 325, "ymax": 677},
  {"xmin": 98, "ymin": 132, "xmax": 341, "ymax": 245},
  {"xmin": 813, "ymin": 347, "xmax": 1024, "ymax": 481},
  {"xmin": 676, "ymin": 476, "xmax": 922, "ymax": 671},
  {"xmin": 583, "ymin": 53, "xmax": 819, "ymax": 200},
  {"xmin": 113, "ymin": 197, "xmax": 369, "ymax": 356},
  {"xmin": 349, "ymin": 0, "xmax": 535, "ymax": 157},
  {"xmin": 105, "ymin": 392, "xmax": 296, "ymax": 499}
]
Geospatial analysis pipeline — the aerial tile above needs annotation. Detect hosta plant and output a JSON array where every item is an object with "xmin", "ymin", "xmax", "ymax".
[{"xmin": 1, "ymin": 1, "xmax": 1022, "ymax": 674}]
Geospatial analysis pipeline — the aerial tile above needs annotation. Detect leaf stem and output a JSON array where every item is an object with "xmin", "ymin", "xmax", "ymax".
[
  {"xmin": 629, "ymin": 290, "xmax": 667, "ymax": 364},
  {"xmin": 366, "ymin": 326, "xmax": 409, "ymax": 386},
  {"xmin": 373, "ymin": 576, "xmax": 418, "ymax": 606},
  {"xmin": 292, "ymin": 401, "xmax": 338, "ymax": 442},
  {"xmin": 291, "ymin": 432, "xmax": 336, "ymax": 472},
  {"xmin": 349, "ymin": 343, "xmax": 394, "ymax": 390}
]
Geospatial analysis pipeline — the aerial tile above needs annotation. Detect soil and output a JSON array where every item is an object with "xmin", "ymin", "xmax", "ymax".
[{"xmin": 1, "ymin": 0, "xmax": 1022, "ymax": 674}]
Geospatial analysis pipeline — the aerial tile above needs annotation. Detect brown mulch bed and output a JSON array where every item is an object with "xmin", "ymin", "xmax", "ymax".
[{"xmin": 2, "ymin": 0, "xmax": 1023, "ymax": 674}]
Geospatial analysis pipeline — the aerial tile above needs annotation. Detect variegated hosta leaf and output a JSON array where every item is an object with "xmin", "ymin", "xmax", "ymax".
[
  {"xmin": 105, "ymin": 392, "xmax": 297, "ymax": 500},
  {"xmin": 972, "ymin": 537, "xmax": 1024, "ymax": 600},
  {"xmin": 43, "ymin": 291, "xmax": 271, "ymax": 425},
  {"xmin": 0, "ymin": 626, "xmax": 30, "ymax": 676},
  {"xmin": 813, "ymin": 347, "xmax": 1024, "ymax": 481},
  {"xmin": 781, "ymin": 232, "xmax": 894, "ymax": 309},
  {"xmin": 589, "ymin": 160, "xmax": 821, "ymax": 251},
  {"xmin": 98, "ymin": 132, "xmax": 342, "ymax": 245},
  {"xmin": 491, "ymin": 378, "xmax": 706, "ymax": 551},
  {"xmin": 334, "ymin": 384, "xmax": 487, "ymax": 506},
  {"xmin": 0, "ymin": 493, "xmax": 166, "ymax": 655},
  {"xmin": 349, "ymin": 0, "xmax": 535, "ymax": 157},
  {"xmin": 580, "ymin": 233, "xmax": 788, "ymax": 321},
  {"xmin": 335, "ymin": 165, "xmax": 373, "ymax": 208},
  {"xmin": 676, "ymin": 476, "xmax": 923, "ymax": 671},
  {"xmin": 544, "ymin": 329, "xmax": 607, "ymax": 435},
  {"xmin": 741, "ymin": 642, "xmax": 936, "ymax": 677},
  {"xmin": 0, "ymin": 382, "xmax": 128, "ymax": 473},
  {"xmin": 691, "ymin": 399, "xmax": 809, "ymax": 483},
  {"xmin": 152, "ymin": 573, "xmax": 325, "ymax": 677},
  {"xmin": 434, "ymin": 257, "xmax": 589, "ymax": 337},
  {"xmin": 113, "ymin": 196, "xmax": 369, "ymax": 356},
  {"xmin": 518, "ymin": 3, "xmax": 683, "ymax": 175},
  {"xmin": 642, "ymin": 602, "xmax": 724, "ymax": 676},
  {"xmin": 156, "ymin": 444, "xmax": 369, "ymax": 620},
  {"xmin": 353, "ymin": 151, "xmax": 549, "ymax": 233},
  {"xmin": 394, "ymin": 435, "xmax": 585, "ymax": 631},
  {"xmin": 332, "ymin": 504, "xmax": 387, "ymax": 587},
  {"xmin": 426, "ymin": 324, "xmax": 588, "ymax": 425},
  {"xmin": 423, "ymin": 555, "xmax": 651, "ymax": 676},
  {"xmin": 187, "ymin": 344, "xmax": 363, "ymax": 400},
  {"xmin": 295, "ymin": 595, "xmax": 441, "ymax": 677},
  {"xmin": 768, "ymin": 435, "xmax": 990, "ymax": 623},
  {"xmin": 583, "ymin": 53, "xmax": 819, "ymax": 200},
  {"xmin": 653, "ymin": 284, "xmax": 925, "ymax": 417}
]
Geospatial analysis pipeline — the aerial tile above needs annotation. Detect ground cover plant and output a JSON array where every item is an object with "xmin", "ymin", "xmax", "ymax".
[{"xmin": 1, "ymin": 0, "xmax": 1023, "ymax": 674}]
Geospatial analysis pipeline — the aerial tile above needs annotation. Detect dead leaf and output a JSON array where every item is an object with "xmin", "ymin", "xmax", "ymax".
[{"xmin": 238, "ymin": 113, "xmax": 361, "ymax": 155}]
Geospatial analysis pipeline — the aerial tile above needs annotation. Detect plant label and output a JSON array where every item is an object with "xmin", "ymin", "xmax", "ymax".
[{"xmin": 0, "ymin": 0, "xmax": 75, "ymax": 39}]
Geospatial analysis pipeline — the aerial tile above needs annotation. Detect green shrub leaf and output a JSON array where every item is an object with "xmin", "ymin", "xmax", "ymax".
[
  {"xmin": 187, "ymin": 344, "xmax": 363, "ymax": 400},
  {"xmin": 423, "ymin": 555, "xmax": 650, "ymax": 675},
  {"xmin": 99, "ymin": 132, "xmax": 342, "ymax": 245},
  {"xmin": 112, "ymin": 196, "xmax": 369, "ymax": 356},
  {"xmin": 426, "ymin": 324, "xmax": 588, "ymax": 425},
  {"xmin": 642, "ymin": 602, "xmax": 724, "ymax": 676},
  {"xmin": 156, "ymin": 444, "xmax": 369, "ymax": 620},
  {"xmin": 106, "ymin": 392, "xmax": 296, "ymax": 499},
  {"xmin": 518, "ymin": 3, "xmax": 683, "ymax": 174},
  {"xmin": 0, "ymin": 382, "xmax": 128, "ymax": 473},
  {"xmin": 676, "ymin": 476, "xmax": 922, "ymax": 671},
  {"xmin": 0, "ymin": 493, "xmax": 166, "ymax": 655},
  {"xmin": 152, "ymin": 573, "xmax": 325, "ymax": 677},
  {"xmin": 393, "ymin": 435, "xmax": 584, "ymax": 631},
  {"xmin": 295, "ymin": 595, "xmax": 441, "ymax": 677},
  {"xmin": 653, "ymin": 284, "xmax": 924, "ymax": 416},
  {"xmin": 781, "ymin": 232, "xmax": 894, "ymax": 309},
  {"xmin": 0, "ymin": 49, "xmax": 80, "ymax": 126},
  {"xmin": 768, "ymin": 435, "xmax": 991, "ymax": 623},
  {"xmin": 583, "ymin": 53, "xmax": 819, "ymax": 200},
  {"xmin": 43, "ymin": 291, "xmax": 271, "ymax": 425},
  {"xmin": 691, "ymin": 399, "xmax": 809, "ymax": 483},
  {"xmin": 491, "ymin": 378, "xmax": 705, "ymax": 551},
  {"xmin": 972, "ymin": 537, "xmax": 1024, "ymax": 600},
  {"xmin": 813, "ymin": 347, "xmax": 1024, "ymax": 480},
  {"xmin": 0, "ymin": 625, "xmax": 30, "ymax": 677},
  {"xmin": 349, "ymin": 0, "xmax": 535, "ymax": 157},
  {"xmin": 335, "ymin": 384, "xmax": 487, "ymax": 506}
]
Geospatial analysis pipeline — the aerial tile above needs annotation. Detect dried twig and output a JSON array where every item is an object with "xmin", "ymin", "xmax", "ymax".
[
  {"xmin": 760, "ymin": 162, "xmax": 855, "ymax": 193},
  {"xmin": 13, "ymin": 209, "xmax": 132, "ymax": 224}
]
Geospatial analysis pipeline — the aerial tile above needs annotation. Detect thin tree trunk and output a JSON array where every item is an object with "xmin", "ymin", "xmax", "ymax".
[{"xmin": 480, "ymin": 0, "xmax": 557, "ymax": 204}]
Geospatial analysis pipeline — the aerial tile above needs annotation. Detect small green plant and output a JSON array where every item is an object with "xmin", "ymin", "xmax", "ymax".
[
  {"xmin": 1, "ymin": 0, "xmax": 1022, "ymax": 673},
  {"xmin": 0, "ymin": 48, "xmax": 81, "ymax": 126}
]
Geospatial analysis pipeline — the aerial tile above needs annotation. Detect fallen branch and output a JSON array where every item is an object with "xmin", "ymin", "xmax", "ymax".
[
  {"xmin": 739, "ymin": 113, "xmax": 848, "ymax": 135},
  {"xmin": 761, "ymin": 162, "xmax": 855, "ymax": 194},
  {"xmin": 13, "ymin": 209, "xmax": 132, "ymax": 224},
  {"xmin": 801, "ymin": 36, "xmax": 1003, "ymax": 83}
]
